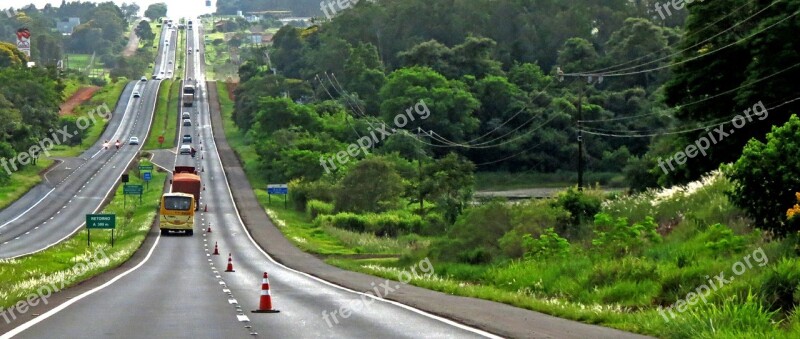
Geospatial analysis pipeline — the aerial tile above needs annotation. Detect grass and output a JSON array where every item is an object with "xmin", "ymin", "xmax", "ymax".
[
  {"xmin": 203, "ymin": 31, "xmax": 238, "ymax": 81},
  {"xmin": 144, "ymin": 80, "xmax": 178, "ymax": 150},
  {"xmin": 0, "ymin": 159, "xmax": 165, "ymax": 310},
  {"xmin": 475, "ymin": 171, "xmax": 626, "ymax": 191},
  {"xmin": 0, "ymin": 158, "xmax": 54, "ymax": 211}
]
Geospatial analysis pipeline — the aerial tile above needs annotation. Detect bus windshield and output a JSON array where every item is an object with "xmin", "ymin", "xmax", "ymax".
[{"xmin": 163, "ymin": 196, "xmax": 192, "ymax": 211}]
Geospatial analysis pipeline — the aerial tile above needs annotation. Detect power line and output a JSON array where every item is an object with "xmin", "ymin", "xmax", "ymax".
[
  {"xmin": 570, "ymin": 0, "xmax": 781, "ymax": 76},
  {"xmin": 566, "ymin": 8, "xmax": 800, "ymax": 78},
  {"xmin": 579, "ymin": 61, "xmax": 800, "ymax": 123}
]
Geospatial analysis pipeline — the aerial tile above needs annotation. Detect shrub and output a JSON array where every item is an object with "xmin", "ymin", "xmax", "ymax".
[
  {"xmin": 522, "ymin": 227, "xmax": 571, "ymax": 260},
  {"xmin": 592, "ymin": 213, "xmax": 661, "ymax": 258},
  {"xmin": 727, "ymin": 114, "xmax": 800, "ymax": 237},
  {"xmin": 588, "ymin": 257, "xmax": 659, "ymax": 287},
  {"xmin": 701, "ymin": 223, "xmax": 747, "ymax": 256},
  {"xmin": 306, "ymin": 199, "xmax": 334, "ymax": 219},
  {"xmin": 760, "ymin": 257, "xmax": 800, "ymax": 314},
  {"xmin": 288, "ymin": 178, "xmax": 336, "ymax": 211},
  {"xmin": 553, "ymin": 186, "xmax": 603, "ymax": 229},
  {"xmin": 317, "ymin": 211, "xmax": 422, "ymax": 237}
]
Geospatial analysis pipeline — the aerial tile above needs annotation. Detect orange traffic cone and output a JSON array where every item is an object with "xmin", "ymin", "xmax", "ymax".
[
  {"xmin": 213, "ymin": 241, "xmax": 219, "ymax": 255},
  {"xmin": 201, "ymin": 154, "xmax": 204, "ymax": 160},
  {"xmin": 203, "ymin": 184, "xmax": 206, "ymax": 191},
  {"xmin": 225, "ymin": 253, "xmax": 235, "ymax": 272},
  {"xmin": 207, "ymin": 223, "xmax": 212, "ymax": 233},
  {"xmin": 252, "ymin": 272, "xmax": 279, "ymax": 313},
  {"xmin": 204, "ymin": 204, "xmax": 208, "ymax": 212}
]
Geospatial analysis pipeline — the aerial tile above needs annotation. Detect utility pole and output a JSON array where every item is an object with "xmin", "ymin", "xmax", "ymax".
[{"xmin": 557, "ymin": 67, "xmax": 602, "ymax": 192}]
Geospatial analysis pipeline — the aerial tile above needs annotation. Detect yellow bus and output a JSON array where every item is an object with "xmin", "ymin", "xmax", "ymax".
[{"xmin": 160, "ymin": 192, "xmax": 195, "ymax": 235}]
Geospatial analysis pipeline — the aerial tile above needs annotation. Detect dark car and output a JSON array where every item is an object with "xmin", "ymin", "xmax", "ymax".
[{"xmin": 182, "ymin": 134, "xmax": 192, "ymax": 143}]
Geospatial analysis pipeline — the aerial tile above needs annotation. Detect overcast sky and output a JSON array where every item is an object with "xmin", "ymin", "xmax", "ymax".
[{"xmin": 5, "ymin": 0, "xmax": 216, "ymax": 18}]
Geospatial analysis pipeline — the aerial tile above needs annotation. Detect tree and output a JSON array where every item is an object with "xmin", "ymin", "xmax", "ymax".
[
  {"xmin": 0, "ymin": 42, "xmax": 27, "ymax": 67},
  {"xmin": 421, "ymin": 153, "xmax": 475, "ymax": 223},
  {"xmin": 334, "ymin": 157, "xmax": 404, "ymax": 213},
  {"xmin": 727, "ymin": 115, "xmax": 800, "ymax": 237},
  {"xmin": 144, "ymin": 3, "xmax": 167, "ymax": 21},
  {"xmin": 134, "ymin": 20, "xmax": 155, "ymax": 42}
]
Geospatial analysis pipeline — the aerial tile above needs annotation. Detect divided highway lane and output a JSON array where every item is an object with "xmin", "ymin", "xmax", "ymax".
[
  {"xmin": 4, "ymin": 23, "xmax": 496, "ymax": 338},
  {"xmin": 0, "ymin": 28, "xmax": 178, "ymax": 259}
]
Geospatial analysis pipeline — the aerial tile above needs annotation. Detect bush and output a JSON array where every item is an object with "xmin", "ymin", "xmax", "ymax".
[
  {"xmin": 521, "ymin": 227, "xmax": 571, "ymax": 260},
  {"xmin": 306, "ymin": 199, "xmax": 333, "ymax": 219},
  {"xmin": 553, "ymin": 187, "xmax": 603, "ymax": 238},
  {"xmin": 727, "ymin": 114, "xmax": 800, "ymax": 237},
  {"xmin": 701, "ymin": 223, "xmax": 747, "ymax": 256},
  {"xmin": 760, "ymin": 257, "xmax": 800, "ymax": 314},
  {"xmin": 288, "ymin": 178, "xmax": 336, "ymax": 211},
  {"xmin": 317, "ymin": 211, "xmax": 423, "ymax": 237},
  {"xmin": 588, "ymin": 257, "xmax": 659, "ymax": 287},
  {"xmin": 591, "ymin": 213, "xmax": 661, "ymax": 258}
]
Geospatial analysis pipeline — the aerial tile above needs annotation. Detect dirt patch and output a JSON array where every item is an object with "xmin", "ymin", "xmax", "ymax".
[
  {"xmin": 60, "ymin": 86, "xmax": 100, "ymax": 116},
  {"xmin": 122, "ymin": 30, "xmax": 140, "ymax": 58},
  {"xmin": 225, "ymin": 81, "xmax": 237, "ymax": 100}
]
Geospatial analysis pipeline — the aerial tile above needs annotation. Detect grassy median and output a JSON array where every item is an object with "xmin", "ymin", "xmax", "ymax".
[{"xmin": 144, "ymin": 80, "xmax": 178, "ymax": 150}]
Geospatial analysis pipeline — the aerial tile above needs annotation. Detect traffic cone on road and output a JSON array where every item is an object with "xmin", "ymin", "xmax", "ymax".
[
  {"xmin": 213, "ymin": 242, "xmax": 219, "ymax": 255},
  {"xmin": 207, "ymin": 223, "xmax": 212, "ymax": 233},
  {"xmin": 225, "ymin": 253, "xmax": 235, "ymax": 272},
  {"xmin": 252, "ymin": 272, "xmax": 279, "ymax": 313},
  {"xmin": 204, "ymin": 204, "xmax": 208, "ymax": 212}
]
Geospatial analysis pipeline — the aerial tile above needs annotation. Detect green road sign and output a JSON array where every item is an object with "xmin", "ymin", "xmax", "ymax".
[
  {"xmin": 124, "ymin": 185, "xmax": 143, "ymax": 195},
  {"xmin": 139, "ymin": 165, "xmax": 154, "ymax": 171},
  {"xmin": 86, "ymin": 214, "xmax": 116, "ymax": 229}
]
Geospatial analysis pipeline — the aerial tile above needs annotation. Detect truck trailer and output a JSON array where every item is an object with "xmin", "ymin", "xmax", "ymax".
[{"xmin": 172, "ymin": 166, "xmax": 201, "ymax": 210}]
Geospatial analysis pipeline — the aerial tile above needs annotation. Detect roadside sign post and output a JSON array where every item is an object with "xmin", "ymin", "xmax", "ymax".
[
  {"xmin": 86, "ymin": 214, "xmax": 116, "ymax": 247},
  {"xmin": 143, "ymin": 172, "xmax": 152, "ymax": 190},
  {"xmin": 158, "ymin": 135, "xmax": 165, "ymax": 147},
  {"xmin": 267, "ymin": 184, "xmax": 288, "ymax": 209},
  {"xmin": 139, "ymin": 164, "xmax": 153, "ymax": 179},
  {"xmin": 121, "ymin": 174, "xmax": 129, "ymax": 209}
]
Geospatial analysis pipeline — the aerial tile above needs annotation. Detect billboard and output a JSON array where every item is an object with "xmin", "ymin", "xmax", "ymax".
[{"xmin": 16, "ymin": 27, "xmax": 30, "ymax": 58}]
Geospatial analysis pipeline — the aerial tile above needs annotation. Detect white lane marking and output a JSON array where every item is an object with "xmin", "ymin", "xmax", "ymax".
[
  {"xmin": 0, "ymin": 188, "xmax": 55, "ymax": 230},
  {"xmin": 237, "ymin": 315, "xmax": 250, "ymax": 322},
  {"xmin": 6, "ymin": 78, "xmax": 162, "ymax": 260},
  {"xmin": 228, "ymin": 299, "xmax": 237, "ymax": 304},
  {"xmin": 205, "ymin": 101, "xmax": 502, "ymax": 338},
  {"xmin": 0, "ymin": 234, "xmax": 163, "ymax": 339}
]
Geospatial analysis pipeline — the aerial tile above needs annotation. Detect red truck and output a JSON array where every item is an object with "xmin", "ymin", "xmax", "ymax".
[{"xmin": 172, "ymin": 166, "xmax": 201, "ymax": 210}]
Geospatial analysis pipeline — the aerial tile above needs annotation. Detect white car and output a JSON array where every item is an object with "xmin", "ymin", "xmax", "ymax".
[
  {"xmin": 129, "ymin": 137, "xmax": 139, "ymax": 145},
  {"xmin": 140, "ymin": 76, "xmax": 147, "ymax": 82},
  {"xmin": 179, "ymin": 145, "xmax": 192, "ymax": 155},
  {"xmin": 132, "ymin": 91, "xmax": 141, "ymax": 98}
]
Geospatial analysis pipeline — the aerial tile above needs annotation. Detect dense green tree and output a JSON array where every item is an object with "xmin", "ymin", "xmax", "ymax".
[
  {"xmin": 134, "ymin": 20, "xmax": 155, "ymax": 42},
  {"xmin": 334, "ymin": 157, "xmax": 404, "ymax": 213},
  {"xmin": 144, "ymin": 3, "xmax": 167, "ymax": 21}
]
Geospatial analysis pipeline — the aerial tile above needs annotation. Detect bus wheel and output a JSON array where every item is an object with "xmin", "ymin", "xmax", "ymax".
[
  {"xmin": 161, "ymin": 229, "xmax": 169, "ymax": 236},
  {"xmin": 187, "ymin": 230, "xmax": 194, "ymax": 236}
]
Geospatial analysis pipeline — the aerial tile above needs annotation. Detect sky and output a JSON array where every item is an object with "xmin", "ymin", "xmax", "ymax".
[{"xmin": 5, "ymin": 0, "xmax": 217, "ymax": 18}]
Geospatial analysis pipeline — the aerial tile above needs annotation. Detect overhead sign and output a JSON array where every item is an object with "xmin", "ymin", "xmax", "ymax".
[
  {"xmin": 267, "ymin": 184, "xmax": 288, "ymax": 195},
  {"xmin": 143, "ymin": 172, "xmax": 152, "ymax": 181},
  {"xmin": 86, "ymin": 214, "xmax": 116, "ymax": 229},
  {"xmin": 139, "ymin": 164, "xmax": 154, "ymax": 171},
  {"xmin": 124, "ymin": 184, "xmax": 143, "ymax": 195}
]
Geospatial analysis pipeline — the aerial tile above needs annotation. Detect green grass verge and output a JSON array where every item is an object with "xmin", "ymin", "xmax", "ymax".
[
  {"xmin": 0, "ymin": 159, "xmax": 165, "ymax": 310},
  {"xmin": 0, "ymin": 158, "xmax": 54, "ymax": 211},
  {"xmin": 144, "ymin": 80, "xmax": 178, "ymax": 150}
]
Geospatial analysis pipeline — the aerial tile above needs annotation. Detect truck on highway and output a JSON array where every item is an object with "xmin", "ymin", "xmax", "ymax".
[
  {"xmin": 160, "ymin": 166, "xmax": 201, "ymax": 235},
  {"xmin": 173, "ymin": 166, "xmax": 201, "ymax": 208},
  {"xmin": 183, "ymin": 82, "xmax": 195, "ymax": 107}
]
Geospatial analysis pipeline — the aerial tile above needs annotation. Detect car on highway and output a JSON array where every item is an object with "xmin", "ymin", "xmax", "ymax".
[
  {"xmin": 128, "ymin": 137, "xmax": 139, "ymax": 145},
  {"xmin": 179, "ymin": 145, "xmax": 192, "ymax": 154},
  {"xmin": 183, "ymin": 118, "xmax": 191, "ymax": 126},
  {"xmin": 133, "ymin": 91, "xmax": 141, "ymax": 98},
  {"xmin": 182, "ymin": 112, "xmax": 191, "ymax": 119},
  {"xmin": 182, "ymin": 134, "xmax": 192, "ymax": 143},
  {"xmin": 141, "ymin": 76, "xmax": 147, "ymax": 82},
  {"xmin": 169, "ymin": 60, "xmax": 173, "ymax": 64},
  {"xmin": 188, "ymin": 50, "xmax": 192, "ymax": 54}
]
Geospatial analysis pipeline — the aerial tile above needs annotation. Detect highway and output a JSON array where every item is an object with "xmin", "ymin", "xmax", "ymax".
[
  {"xmin": 0, "ymin": 24, "xmax": 177, "ymax": 259},
  {"xmin": 2, "ymin": 21, "xmax": 496, "ymax": 338}
]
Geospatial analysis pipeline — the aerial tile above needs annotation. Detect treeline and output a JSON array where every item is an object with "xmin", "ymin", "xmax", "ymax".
[
  {"xmin": 0, "ymin": 1, "xmax": 134, "ymax": 67},
  {"xmin": 0, "ymin": 50, "xmax": 65, "ymax": 182},
  {"xmin": 217, "ymin": 0, "xmax": 322, "ymax": 17}
]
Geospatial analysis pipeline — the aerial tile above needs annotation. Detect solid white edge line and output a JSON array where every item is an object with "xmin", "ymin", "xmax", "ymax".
[
  {"xmin": 0, "ymin": 188, "xmax": 55, "ymax": 230},
  {"xmin": 195, "ymin": 47, "xmax": 502, "ymax": 338},
  {"xmin": 0, "ymin": 233, "xmax": 162, "ymax": 339}
]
